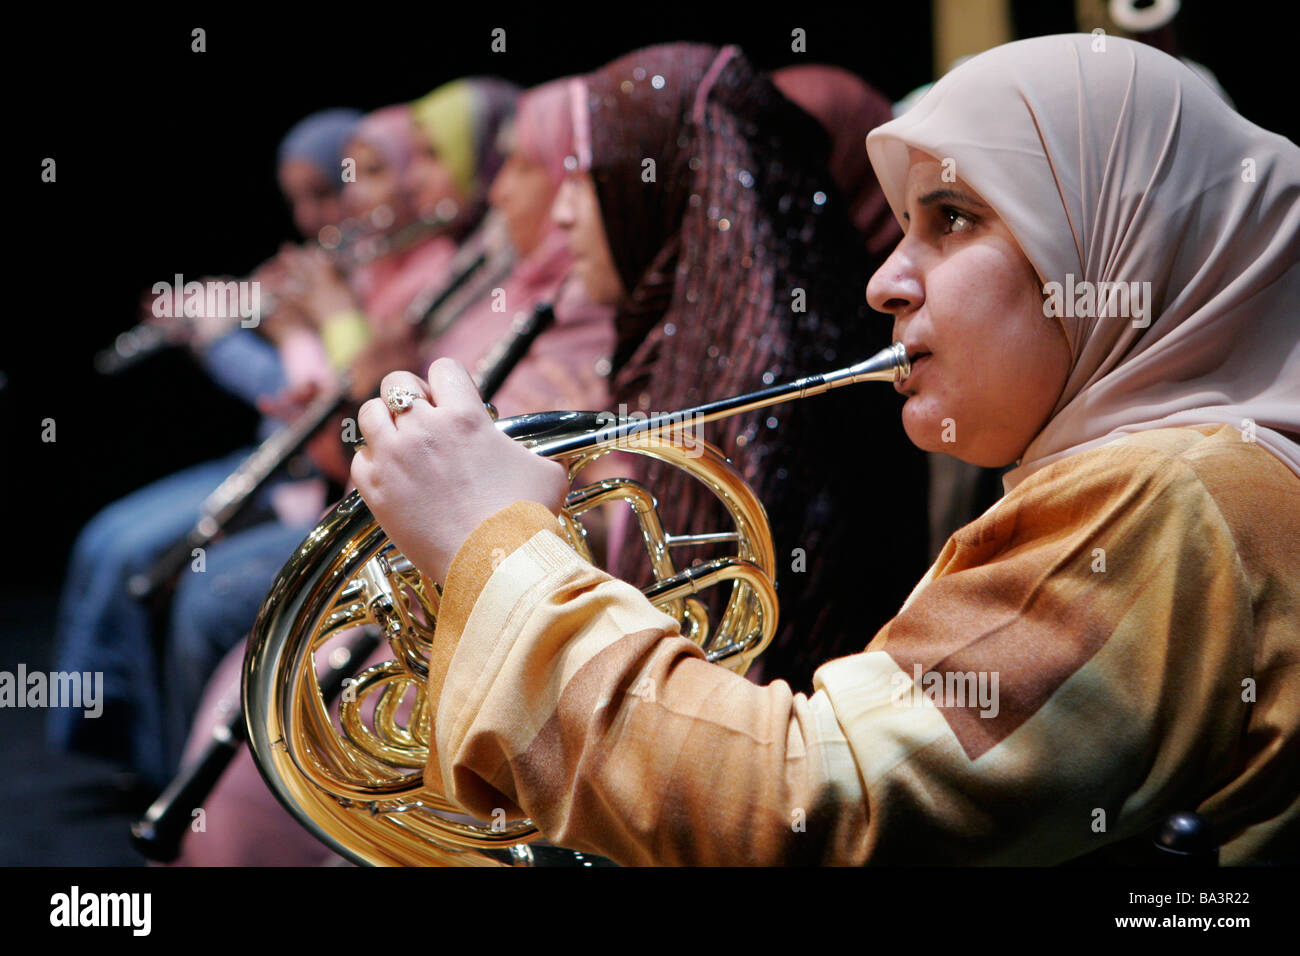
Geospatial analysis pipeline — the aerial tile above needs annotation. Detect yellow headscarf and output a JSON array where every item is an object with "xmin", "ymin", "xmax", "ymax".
[
  {"xmin": 410, "ymin": 77, "xmax": 518, "ymax": 202},
  {"xmin": 411, "ymin": 80, "xmax": 476, "ymax": 198}
]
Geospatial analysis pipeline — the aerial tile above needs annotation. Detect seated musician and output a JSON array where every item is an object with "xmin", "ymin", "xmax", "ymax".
[
  {"xmin": 420, "ymin": 78, "xmax": 615, "ymax": 420},
  {"xmin": 167, "ymin": 48, "xmax": 924, "ymax": 865},
  {"xmin": 167, "ymin": 79, "xmax": 615, "ymax": 866},
  {"xmin": 161, "ymin": 83, "xmax": 523, "ymax": 769},
  {"xmin": 529, "ymin": 45, "xmax": 928, "ymax": 692},
  {"xmin": 352, "ymin": 35, "xmax": 1300, "ymax": 864},
  {"xmin": 49, "ymin": 108, "xmax": 362, "ymax": 790},
  {"xmin": 270, "ymin": 79, "xmax": 522, "ymax": 405}
]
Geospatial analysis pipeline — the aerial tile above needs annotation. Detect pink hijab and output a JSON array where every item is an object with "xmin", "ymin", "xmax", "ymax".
[
  {"xmin": 349, "ymin": 104, "xmax": 418, "ymax": 179},
  {"xmin": 512, "ymin": 78, "xmax": 575, "ymax": 185},
  {"xmin": 423, "ymin": 79, "xmax": 613, "ymax": 416},
  {"xmin": 866, "ymin": 34, "xmax": 1300, "ymax": 488}
]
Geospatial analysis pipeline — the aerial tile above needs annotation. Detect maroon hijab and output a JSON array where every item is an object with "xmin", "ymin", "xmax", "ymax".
[
  {"xmin": 773, "ymin": 64, "xmax": 902, "ymax": 258},
  {"xmin": 579, "ymin": 44, "xmax": 928, "ymax": 689}
]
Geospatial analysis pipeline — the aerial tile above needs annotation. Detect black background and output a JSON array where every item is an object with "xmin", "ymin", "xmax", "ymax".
[{"xmin": 8, "ymin": 2, "xmax": 1294, "ymax": 580}]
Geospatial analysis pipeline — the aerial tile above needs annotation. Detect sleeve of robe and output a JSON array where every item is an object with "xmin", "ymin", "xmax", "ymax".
[
  {"xmin": 419, "ymin": 427, "xmax": 1293, "ymax": 865},
  {"xmin": 197, "ymin": 328, "xmax": 286, "ymax": 407}
]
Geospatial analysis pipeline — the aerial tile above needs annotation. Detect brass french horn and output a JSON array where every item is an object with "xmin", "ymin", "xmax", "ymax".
[{"xmin": 243, "ymin": 343, "xmax": 911, "ymax": 866}]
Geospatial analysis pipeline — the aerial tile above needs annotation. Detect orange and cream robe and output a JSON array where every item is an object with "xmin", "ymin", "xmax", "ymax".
[{"xmin": 422, "ymin": 425, "xmax": 1300, "ymax": 864}]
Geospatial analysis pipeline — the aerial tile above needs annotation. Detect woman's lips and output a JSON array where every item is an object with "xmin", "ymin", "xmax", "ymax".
[{"xmin": 895, "ymin": 352, "xmax": 931, "ymax": 394}]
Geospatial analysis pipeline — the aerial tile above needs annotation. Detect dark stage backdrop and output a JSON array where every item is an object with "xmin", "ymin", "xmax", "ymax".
[{"xmin": 8, "ymin": 3, "xmax": 1294, "ymax": 581}]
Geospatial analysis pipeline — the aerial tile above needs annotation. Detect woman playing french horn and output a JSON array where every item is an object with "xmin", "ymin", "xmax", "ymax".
[{"xmin": 352, "ymin": 35, "xmax": 1300, "ymax": 865}]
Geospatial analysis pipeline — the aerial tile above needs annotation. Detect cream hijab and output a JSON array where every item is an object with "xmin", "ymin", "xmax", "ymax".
[{"xmin": 866, "ymin": 34, "xmax": 1300, "ymax": 488}]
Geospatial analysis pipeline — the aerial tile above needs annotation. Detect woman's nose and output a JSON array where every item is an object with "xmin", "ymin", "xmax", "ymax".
[
  {"xmin": 398, "ymin": 165, "xmax": 419, "ymax": 196},
  {"xmin": 551, "ymin": 179, "xmax": 576, "ymax": 228},
  {"xmin": 866, "ymin": 244, "xmax": 924, "ymax": 316},
  {"xmin": 402, "ymin": 154, "xmax": 436, "ymax": 193}
]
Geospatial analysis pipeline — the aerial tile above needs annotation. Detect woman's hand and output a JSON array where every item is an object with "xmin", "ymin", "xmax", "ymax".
[
  {"xmin": 256, "ymin": 381, "xmax": 320, "ymax": 423},
  {"xmin": 142, "ymin": 278, "xmax": 236, "ymax": 347},
  {"xmin": 351, "ymin": 359, "xmax": 571, "ymax": 582},
  {"xmin": 273, "ymin": 244, "xmax": 358, "ymax": 328}
]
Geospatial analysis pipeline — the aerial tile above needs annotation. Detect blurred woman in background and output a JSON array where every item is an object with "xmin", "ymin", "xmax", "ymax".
[
  {"xmin": 48, "ymin": 109, "xmax": 362, "ymax": 791},
  {"xmin": 167, "ymin": 78, "xmax": 616, "ymax": 866},
  {"xmin": 423, "ymin": 78, "xmax": 614, "ymax": 416},
  {"xmin": 161, "ymin": 82, "xmax": 521, "ymax": 772},
  {"xmin": 558, "ymin": 44, "xmax": 927, "ymax": 691}
]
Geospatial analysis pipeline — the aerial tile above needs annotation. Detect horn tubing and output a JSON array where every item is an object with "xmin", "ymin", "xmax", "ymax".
[{"xmin": 529, "ymin": 342, "xmax": 910, "ymax": 459}]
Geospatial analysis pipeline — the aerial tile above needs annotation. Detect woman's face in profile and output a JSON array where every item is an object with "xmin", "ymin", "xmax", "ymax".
[
  {"xmin": 342, "ymin": 138, "xmax": 410, "ymax": 229},
  {"xmin": 278, "ymin": 159, "xmax": 344, "ymax": 241},
  {"xmin": 489, "ymin": 146, "xmax": 557, "ymax": 258},
  {"xmin": 867, "ymin": 150, "xmax": 1071, "ymax": 467},
  {"xmin": 552, "ymin": 172, "xmax": 625, "ymax": 306},
  {"xmin": 404, "ymin": 127, "xmax": 464, "ymax": 224}
]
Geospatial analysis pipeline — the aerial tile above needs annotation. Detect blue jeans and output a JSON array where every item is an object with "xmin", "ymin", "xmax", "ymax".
[
  {"xmin": 163, "ymin": 519, "xmax": 315, "ymax": 771},
  {"xmin": 48, "ymin": 449, "xmax": 280, "ymax": 786}
]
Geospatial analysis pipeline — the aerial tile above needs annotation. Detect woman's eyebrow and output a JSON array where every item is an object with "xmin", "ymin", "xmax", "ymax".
[{"xmin": 917, "ymin": 188, "xmax": 990, "ymax": 209}]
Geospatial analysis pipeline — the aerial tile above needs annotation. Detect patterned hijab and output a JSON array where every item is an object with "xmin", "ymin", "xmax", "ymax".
[
  {"xmin": 866, "ymin": 34, "xmax": 1300, "ymax": 487},
  {"xmin": 772, "ymin": 65, "xmax": 901, "ymax": 258},
  {"xmin": 575, "ymin": 44, "xmax": 929, "ymax": 689}
]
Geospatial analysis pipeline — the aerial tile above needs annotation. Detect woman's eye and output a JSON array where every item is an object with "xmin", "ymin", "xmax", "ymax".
[{"xmin": 942, "ymin": 206, "xmax": 976, "ymax": 234}]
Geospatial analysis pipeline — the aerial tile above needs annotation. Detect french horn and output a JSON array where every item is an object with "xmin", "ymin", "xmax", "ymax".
[{"xmin": 243, "ymin": 342, "xmax": 911, "ymax": 866}]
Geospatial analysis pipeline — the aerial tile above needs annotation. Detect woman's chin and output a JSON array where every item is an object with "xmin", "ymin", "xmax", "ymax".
[
  {"xmin": 901, "ymin": 403, "xmax": 951, "ymax": 454},
  {"xmin": 570, "ymin": 261, "xmax": 595, "ymax": 300},
  {"xmin": 902, "ymin": 408, "xmax": 1022, "ymax": 467}
]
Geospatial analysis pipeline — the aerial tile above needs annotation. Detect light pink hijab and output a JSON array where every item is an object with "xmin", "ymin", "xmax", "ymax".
[
  {"xmin": 349, "ymin": 104, "xmax": 418, "ymax": 177},
  {"xmin": 512, "ymin": 78, "xmax": 575, "ymax": 185},
  {"xmin": 423, "ymin": 78, "xmax": 613, "ymax": 417},
  {"xmin": 866, "ymin": 34, "xmax": 1300, "ymax": 488}
]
